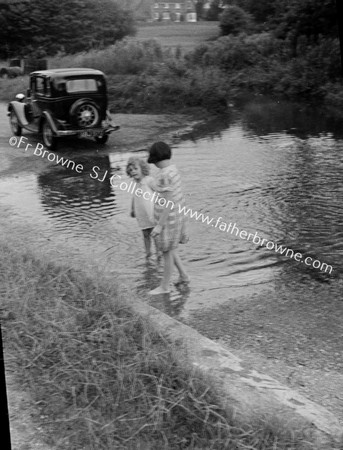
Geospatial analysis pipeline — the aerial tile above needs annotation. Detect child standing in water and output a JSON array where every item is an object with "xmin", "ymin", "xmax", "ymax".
[
  {"xmin": 148, "ymin": 142, "xmax": 189, "ymax": 295},
  {"xmin": 126, "ymin": 157, "xmax": 157, "ymax": 259}
]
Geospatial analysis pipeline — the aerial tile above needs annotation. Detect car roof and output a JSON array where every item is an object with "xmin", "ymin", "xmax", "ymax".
[{"xmin": 31, "ymin": 68, "xmax": 105, "ymax": 77}]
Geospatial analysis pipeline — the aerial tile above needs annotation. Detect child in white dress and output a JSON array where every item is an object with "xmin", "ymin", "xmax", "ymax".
[{"xmin": 126, "ymin": 157, "xmax": 157, "ymax": 258}]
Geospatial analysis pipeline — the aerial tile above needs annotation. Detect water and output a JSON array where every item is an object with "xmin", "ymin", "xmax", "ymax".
[{"xmin": 1, "ymin": 98, "xmax": 343, "ymax": 320}]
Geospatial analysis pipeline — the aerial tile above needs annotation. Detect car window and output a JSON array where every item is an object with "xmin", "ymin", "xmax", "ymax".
[
  {"xmin": 31, "ymin": 76, "xmax": 50, "ymax": 97},
  {"xmin": 45, "ymin": 80, "xmax": 51, "ymax": 97},
  {"xmin": 66, "ymin": 79, "xmax": 98, "ymax": 93},
  {"xmin": 35, "ymin": 77, "xmax": 45, "ymax": 96},
  {"xmin": 53, "ymin": 78, "xmax": 66, "ymax": 92}
]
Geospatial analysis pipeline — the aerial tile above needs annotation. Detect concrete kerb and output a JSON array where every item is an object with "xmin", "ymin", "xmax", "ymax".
[{"xmin": 124, "ymin": 292, "xmax": 343, "ymax": 443}]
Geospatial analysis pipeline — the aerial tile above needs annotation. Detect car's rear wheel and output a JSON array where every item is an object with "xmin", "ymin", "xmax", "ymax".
[
  {"xmin": 95, "ymin": 134, "xmax": 109, "ymax": 144},
  {"xmin": 42, "ymin": 120, "xmax": 57, "ymax": 150},
  {"xmin": 10, "ymin": 110, "xmax": 22, "ymax": 136}
]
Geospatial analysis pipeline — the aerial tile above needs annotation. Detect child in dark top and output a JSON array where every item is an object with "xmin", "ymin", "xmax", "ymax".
[{"xmin": 148, "ymin": 142, "xmax": 189, "ymax": 295}]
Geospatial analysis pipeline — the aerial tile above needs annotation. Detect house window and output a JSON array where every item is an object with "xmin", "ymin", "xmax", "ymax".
[
  {"xmin": 162, "ymin": 12, "xmax": 170, "ymax": 19},
  {"xmin": 164, "ymin": 3, "xmax": 169, "ymax": 8},
  {"xmin": 186, "ymin": 12, "xmax": 197, "ymax": 22},
  {"xmin": 187, "ymin": 1, "xmax": 192, "ymax": 8},
  {"xmin": 154, "ymin": 2, "xmax": 158, "ymax": 8},
  {"xmin": 154, "ymin": 12, "xmax": 159, "ymax": 19},
  {"xmin": 175, "ymin": 3, "xmax": 180, "ymax": 8}
]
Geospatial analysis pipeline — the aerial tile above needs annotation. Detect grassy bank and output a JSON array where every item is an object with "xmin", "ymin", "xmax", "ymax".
[
  {"xmin": 134, "ymin": 22, "xmax": 219, "ymax": 52},
  {"xmin": 0, "ymin": 241, "xmax": 322, "ymax": 449},
  {"xmin": 0, "ymin": 76, "xmax": 29, "ymax": 104}
]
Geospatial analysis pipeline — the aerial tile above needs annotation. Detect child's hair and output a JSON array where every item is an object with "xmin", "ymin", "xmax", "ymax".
[
  {"xmin": 148, "ymin": 141, "xmax": 172, "ymax": 164},
  {"xmin": 126, "ymin": 157, "xmax": 150, "ymax": 177}
]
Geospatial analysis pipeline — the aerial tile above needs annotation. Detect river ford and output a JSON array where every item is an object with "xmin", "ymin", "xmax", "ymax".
[{"xmin": 0, "ymin": 98, "xmax": 342, "ymax": 424}]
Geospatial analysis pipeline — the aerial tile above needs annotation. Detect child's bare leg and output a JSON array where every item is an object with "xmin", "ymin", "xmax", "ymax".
[
  {"xmin": 155, "ymin": 239, "xmax": 162, "ymax": 260},
  {"xmin": 162, "ymin": 250, "xmax": 173, "ymax": 290},
  {"xmin": 143, "ymin": 229, "xmax": 152, "ymax": 257},
  {"xmin": 173, "ymin": 251, "xmax": 189, "ymax": 282},
  {"xmin": 149, "ymin": 250, "xmax": 172, "ymax": 294}
]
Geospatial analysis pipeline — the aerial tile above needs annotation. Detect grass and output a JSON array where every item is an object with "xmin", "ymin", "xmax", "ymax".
[
  {"xmin": 0, "ymin": 75, "xmax": 29, "ymax": 103},
  {"xmin": 134, "ymin": 22, "xmax": 220, "ymax": 52},
  {"xmin": 0, "ymin": 240, "xmax": 326, "ymax": 450}
]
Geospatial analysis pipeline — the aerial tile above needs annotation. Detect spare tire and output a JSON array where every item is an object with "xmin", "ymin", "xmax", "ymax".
[{"xmin": 69, "ymin": 99, "xmax": 100, "ymax": 128}]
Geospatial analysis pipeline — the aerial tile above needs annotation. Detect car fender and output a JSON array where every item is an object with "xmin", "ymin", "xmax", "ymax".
[
  {"xmin": 8, "ymin": 101, "xmax": 29, "ymax": 127},
  {"xmin": 40, "ymin": 111, "xmax": 59, "ymax": 134}
]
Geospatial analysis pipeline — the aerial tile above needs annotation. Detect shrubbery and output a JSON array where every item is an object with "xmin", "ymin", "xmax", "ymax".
[
  {"xmin": 2, "ymin": 25, "xmax": 343, "ymax": 114},
  {"xmin": 50, "ymin": 40, "xmax": 232, "ymax": 113},
  {"xmin": 219, "ymin": 5, "xmax": 253, "ymax": 36},
  {"xmin": 49, "ymin": 33, "xmax": 343, "ymax": 113},
  {"xmin": 52, "ymin": 39, "xmax": 164, "ymax": 75}
]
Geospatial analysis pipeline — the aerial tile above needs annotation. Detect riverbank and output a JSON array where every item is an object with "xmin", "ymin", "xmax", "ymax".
[
  {"xmin": 0, "ymin": 238, "xmax": 324, "ymax": 450},
  {"xmin": 2, "ymin": 30, "xmax": 343, "ymax": 117}
]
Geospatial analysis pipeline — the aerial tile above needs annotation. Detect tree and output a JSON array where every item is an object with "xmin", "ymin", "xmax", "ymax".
[
  {"xmin": 269, "ymin": 0, "xmax": 338, "ymax": 56},
  {"xmin": 206, "ymin": 0, "xmax": 223, "ymax": 21},
  {"xmin": 272, "ymin": 0, "xmax": 338, "ymax": 41},
  {"xmin": 82, "ymin": 0, "xmax": 135, "ymax": 50},
  {"xmin": 222, "ymin": 0, "xmax": 275, "ymax": 24},
  {"xmin": 219, "ymin": 5, "xmax": 252, "ymax": 36},
  {"xmin": 195, "ymin": 0, "xmax": 205, "ymax": 19},
  {"xmin": 0, "ymin": 0, "xmax": 136, "ymax": 59}
]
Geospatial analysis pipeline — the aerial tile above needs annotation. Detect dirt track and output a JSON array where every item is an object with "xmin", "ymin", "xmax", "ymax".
[{"xmin": 0, "ymin": 101, "xmax": 196, "ymax": 177}]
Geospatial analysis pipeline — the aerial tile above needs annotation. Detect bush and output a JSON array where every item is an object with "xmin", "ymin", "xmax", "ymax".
[
  {"xmin": 51, "ymin": 39, "xmax": 166, "ymax": 76},
  {"xmin": 2, "ymin": 29, "xmax": 342, "ymax": 114},
  {"xmin": 219, "ymin": 5, "xmax": 253, "ymax": 36},
  {"xmin": 187, "ymin": 34, "xmax": 276, "ymax": 71}
]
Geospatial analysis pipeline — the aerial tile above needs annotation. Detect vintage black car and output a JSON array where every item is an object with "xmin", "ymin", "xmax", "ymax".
[{"xmin": 8, "ymin": 68, "xmax": 119, "ymax": 150}]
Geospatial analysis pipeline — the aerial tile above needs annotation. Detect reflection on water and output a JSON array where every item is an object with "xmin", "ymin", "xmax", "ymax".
[
  {"xmin": 238, "ymin": 96, "xmax": 343, "ymax": 139},
  {"xmin": 37, "ymin": 156, "xmax": 117, "ymax": 235},
  {"xmin": 1, "ymin": 98, "xmax": 343, "ymax": 319}
]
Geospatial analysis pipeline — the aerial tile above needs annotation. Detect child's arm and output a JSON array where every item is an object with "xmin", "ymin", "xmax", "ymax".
[
  {"xmin": 147, "ymin": 175, "xmax": 172, "ymax": 193},
  {"xmin": 130, "ymin": 198, "xmax": 135, "ymax": 218},
  {"xmin": 146, "ymin": 176, "xmax": 157, "ymax": 191},
  {"xmin": 151, "ymin": 190, "xmax": 173, "ymax": 236}
]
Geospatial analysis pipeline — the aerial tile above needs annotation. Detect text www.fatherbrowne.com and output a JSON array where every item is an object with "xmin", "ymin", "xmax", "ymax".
[{"xmin": 177, "ymin": 204, "xmax": 333, "ymax": 274}]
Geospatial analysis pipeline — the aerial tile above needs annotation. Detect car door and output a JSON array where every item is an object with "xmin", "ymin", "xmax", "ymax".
[{"xmin": 31, "ymin": 76, "xmax": 45, "ymax": 121}]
